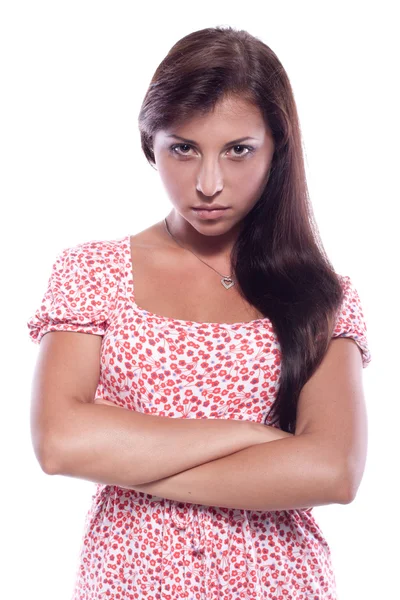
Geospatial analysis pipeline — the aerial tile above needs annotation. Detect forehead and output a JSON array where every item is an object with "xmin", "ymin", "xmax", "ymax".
[{"xmin": 158, "ymin": 96, "xmax": 269, "ymax": 140}]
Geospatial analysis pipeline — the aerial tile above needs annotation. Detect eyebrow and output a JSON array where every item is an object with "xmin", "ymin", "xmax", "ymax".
[{"xmin": 166, "ymin": 134, "xmax": 259, "ymax": 147}]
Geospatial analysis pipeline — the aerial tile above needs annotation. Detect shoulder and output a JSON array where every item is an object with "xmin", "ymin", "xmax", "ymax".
[
  {"xmin": 59, "ymin": 236, "xmax": 128, "ymax": 268},
  {"xmin": 334, "ymin": 273, "xmax": 367, "ymax": 323},
  {"xmin": 55, "ymin": 236, "xmax": 129, "ymax": 301},
  {"xmin": 27, "ymin": 236, "xmax": 129, "ymax": 344},
  {"xmin": 332, "ymin": 273, "xmax": 371, "ymax": 368}
]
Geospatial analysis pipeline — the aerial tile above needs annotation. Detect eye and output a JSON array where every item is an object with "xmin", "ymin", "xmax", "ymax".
[
  {"xmin": 170, "ymin": 143, "xmax": 193, "ymax": 156},
  {"xmin": 228, "ymin": 145, "xmax": 254, "ymax": 158},
  {"xmin": 169, "ymin": 143, "xmax": 255, "ymax": 158}
]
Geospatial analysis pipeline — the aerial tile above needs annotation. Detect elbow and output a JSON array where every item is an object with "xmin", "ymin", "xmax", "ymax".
[
  {"xmin": 338, "ymin": 455, "xmax": 367, "ymax": 504},
  {"xmin": 33, "ymin": 436, "xmax": 61, "ymax": 475},
  {"xmin": 334, "ymin": 466, "xmax": 361, "ymax": 505},
  {"xmin": 41, "ymin": 448, "xmax": 61, "ymax": 475},
  {"xmin": 339, "ymin": 474, "xmax": 361, "ymax": 505}
]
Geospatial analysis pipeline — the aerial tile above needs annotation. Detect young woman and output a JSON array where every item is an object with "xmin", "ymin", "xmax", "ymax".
[{"xmin": 28, "ymin": 26, "xmax": 371, "ymax": 600}]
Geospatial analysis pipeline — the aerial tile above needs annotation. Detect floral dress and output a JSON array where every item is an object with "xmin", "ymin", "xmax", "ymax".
[{"xmin": 27, "ymin": 235, "xmax": 372, "ymax": 600}]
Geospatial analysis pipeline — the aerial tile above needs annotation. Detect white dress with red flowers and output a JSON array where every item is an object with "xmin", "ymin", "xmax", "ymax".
[{"xmin": 27, "ymin": 235, "xmax": 372, "ymax": 600}]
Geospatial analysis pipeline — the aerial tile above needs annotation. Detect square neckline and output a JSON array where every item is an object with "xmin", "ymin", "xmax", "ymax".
[{"xmin": 123, "ymin": 234, "xmax": 271, "ymax": 329}]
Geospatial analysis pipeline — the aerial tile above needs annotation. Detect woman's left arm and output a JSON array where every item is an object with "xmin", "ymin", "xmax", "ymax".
[
  {"xmin": 122, "ymin": 337, "xmax": 367, "ymax": 511},
  {"xmin": 127, "ymin": 432, "xmax": 345, "ymax": 511}
]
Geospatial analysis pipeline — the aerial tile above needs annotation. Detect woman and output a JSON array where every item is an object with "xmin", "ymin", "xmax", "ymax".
[{"xmin": 28, "ymin": 26, "xmax": 371, "ymax": 600}]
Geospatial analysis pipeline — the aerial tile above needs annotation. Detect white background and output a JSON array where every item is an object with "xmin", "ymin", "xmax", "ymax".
[{"xmin": 1, "ymin": 1, "xmax": 398, "ymax": 598}]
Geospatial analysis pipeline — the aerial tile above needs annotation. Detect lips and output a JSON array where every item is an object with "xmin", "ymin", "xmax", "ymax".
[
  {"xmin": 192, "ymin": 207, "xmax": 229, "ymax": 220},
  {"xmin": 193, "ymin": 207, "xmax": 228, "ymax": 211}
]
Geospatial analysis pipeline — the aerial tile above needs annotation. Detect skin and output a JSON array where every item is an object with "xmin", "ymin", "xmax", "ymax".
[{"xmin": 152, "ymin": 94, "xmax": 275, "ymax": 261}]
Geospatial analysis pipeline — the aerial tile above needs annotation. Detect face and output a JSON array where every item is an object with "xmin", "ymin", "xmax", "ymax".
[{"xmin": 152, "ymin": 94, "xmax": 275, "ymax": 252}]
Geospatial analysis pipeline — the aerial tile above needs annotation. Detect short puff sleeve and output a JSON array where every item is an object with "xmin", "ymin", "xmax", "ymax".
[
  {"xmin": 332, "ymin": 274, "xmax": 372, "ymax": 368},
  {"xmin": 27, "ymin": 241, "xmax": 121, "ymax": 344}
]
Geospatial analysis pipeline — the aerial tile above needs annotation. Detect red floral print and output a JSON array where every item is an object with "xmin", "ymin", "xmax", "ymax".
[{"xmin": 27, "ymin": 235, "xmax": 372, "ymax": 599}]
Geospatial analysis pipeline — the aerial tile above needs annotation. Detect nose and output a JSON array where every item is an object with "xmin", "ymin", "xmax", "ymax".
[{"xmin": 196, "ymin": 157, "xmax": 224, "ymax": 196}]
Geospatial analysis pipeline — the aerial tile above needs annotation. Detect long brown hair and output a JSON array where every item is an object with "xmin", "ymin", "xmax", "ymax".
[{"xmin": 138, "ymin": 26, "xmax": 344, "ymax": 433}]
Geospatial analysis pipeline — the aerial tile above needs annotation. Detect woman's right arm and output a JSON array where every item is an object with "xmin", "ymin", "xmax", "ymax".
[{"xmin": 31, "ymin": 330, "xmax": 291, "ymax": 487}]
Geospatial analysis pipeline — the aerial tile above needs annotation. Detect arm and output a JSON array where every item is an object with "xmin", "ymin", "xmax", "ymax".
[
  {"xmin": 126, "ymin": 338, "xmax": 368, "ymax": 511},
  {"xmin": 58, "ymin": 402, "xmax": 289, "ymax": 486},
  {"xmin": 32, "ymin": 331, "xmax": 290, "ymax": 487},
  {"xmin": 126, "ymin": 433, "xmax": 344, "ymax": 511}
]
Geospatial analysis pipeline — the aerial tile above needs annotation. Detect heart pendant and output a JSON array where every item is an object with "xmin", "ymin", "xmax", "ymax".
[{"xmin": 221, "ymin": 277, "xmax": 235, "ymax": 289}]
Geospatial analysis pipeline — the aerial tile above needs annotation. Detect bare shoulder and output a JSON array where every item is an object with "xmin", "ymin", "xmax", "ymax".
[
  {"xmin": 130, "ymin": 221, "xmax": 187, "ymax": 276},
  {"xmin": 130, "ymin": 221, "xmax": 175, "ymax": 249}
]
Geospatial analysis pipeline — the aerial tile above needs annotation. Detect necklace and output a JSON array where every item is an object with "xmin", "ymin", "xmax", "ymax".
[{"xmin": 163, "ymin": 217, "xmax": 235, "ymax": 289}]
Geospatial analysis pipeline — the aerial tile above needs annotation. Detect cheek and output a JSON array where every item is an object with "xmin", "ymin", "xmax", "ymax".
[
  {"xmin": 157, "ymin": 164, "xmax": 192, "ymax": 203},
  {"xmin": 159, "ymin": 161, "xmax": 193, "ymax": 190},
  {"xmin": 233, "ymin": 164, "xmax": 268, "ymax": 193}
]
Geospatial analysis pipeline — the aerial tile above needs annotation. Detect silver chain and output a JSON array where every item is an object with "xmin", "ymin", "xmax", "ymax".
[{"xmin": 163, "ymin": 217, "xmax": 235, "ymax": 289}]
